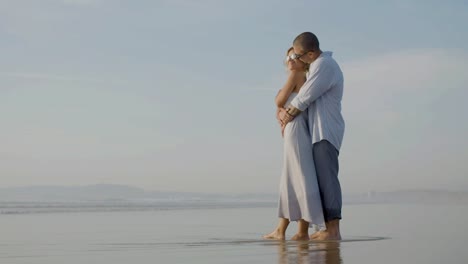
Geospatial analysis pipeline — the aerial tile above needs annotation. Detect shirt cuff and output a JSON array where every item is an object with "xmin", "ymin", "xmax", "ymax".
[{"xmin": 289, "ymin": 97, "xmax": 307, "ymax": 112}]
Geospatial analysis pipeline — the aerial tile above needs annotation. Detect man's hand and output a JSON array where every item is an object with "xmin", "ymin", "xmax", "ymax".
[{"xmin": 279, "ymin": 108, "xmax": 295, "ymax": 126}]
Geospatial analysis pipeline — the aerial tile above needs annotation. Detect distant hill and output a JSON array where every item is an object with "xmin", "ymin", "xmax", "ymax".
[
  {"xmin": 0, "ymin": 184, "xmax": 277, "ymax": 214},
  {"xmin": 345, "ymin": 189, "xmax": 468, "ymax": 204},
  {"xmin": 1, "ymin": 185, "xmax": 467, "ymax": 215},
  {"xmin": 1, "ymin": 184, "xmax": 468, "ymax": 204},
  {"xmin": 0, "ymin": 184, "xmax": 145, "ymax": 202},
  {"xmin": 0, "ymin": 184, "xmax": 276, "ymax": 202}
]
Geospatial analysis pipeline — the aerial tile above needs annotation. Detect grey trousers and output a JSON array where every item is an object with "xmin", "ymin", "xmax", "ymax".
[{"xmin": 313, "ymin": 140, "xmax": 342, "ymax": 222}]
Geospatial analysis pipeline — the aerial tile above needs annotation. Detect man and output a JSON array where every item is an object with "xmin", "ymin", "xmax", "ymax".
[{"xmin": 278, "ymin": 32, "xmax": 345, "ymax": 240}]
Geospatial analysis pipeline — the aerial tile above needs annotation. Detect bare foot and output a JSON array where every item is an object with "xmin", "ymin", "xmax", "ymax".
[
  {"xmin": 263, "ymin": 229, "xmax": 285, "ymax": 240},
  {"xmin": 291, "ymin": 233, "xmax": 310, "ymax": 241},
  {"xmin": 313, "ymin": 230, "xmax": 342, "ymax": 241},
  {"xmin": 309, "ymin": 230, "xmax": 323, "ymax": 240}
]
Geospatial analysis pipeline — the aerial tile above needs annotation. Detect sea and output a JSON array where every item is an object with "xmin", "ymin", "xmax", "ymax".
[{"xmin": 1, "ymin": 201, "xmax": 467, "ymax": 264}]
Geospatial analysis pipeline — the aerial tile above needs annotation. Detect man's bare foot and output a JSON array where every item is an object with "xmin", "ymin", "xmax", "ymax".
[
  {"xmin": 313, "ymin": 230, "xmax": 342, "ymax": 241},
  {"xmin": 291, "ymin": 233, "xmax": 310, "ymax": 241},
  {"xmin": 309, "ymin": 230, "xmax": 323, "ymax": 239},
  {"xmin": 263, "ymin": 229, "xmax": 285, "ymax": 240}
]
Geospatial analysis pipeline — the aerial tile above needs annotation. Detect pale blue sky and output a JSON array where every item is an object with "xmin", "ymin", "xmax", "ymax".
[{"xmin": 1, "ymin": 0, "xmax": 467, "ymax": 194}]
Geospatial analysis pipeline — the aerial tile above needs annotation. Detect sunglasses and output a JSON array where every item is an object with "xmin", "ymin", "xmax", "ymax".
[{"xmin": 286, "ymin": 50, "xmax": 314, "ymax": 61}]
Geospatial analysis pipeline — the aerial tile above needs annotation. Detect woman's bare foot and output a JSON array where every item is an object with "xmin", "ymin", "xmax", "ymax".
[
  {"xmin": 313, "ymin": 230, "xmax": 342, "ymax": 241},
  {"xmin": 263, "ymin": 229, "xmax": 285, "ymax": 240},
  {"xmin": 291, "ymin": 233, "xmax": 310, "ymax": 241}
]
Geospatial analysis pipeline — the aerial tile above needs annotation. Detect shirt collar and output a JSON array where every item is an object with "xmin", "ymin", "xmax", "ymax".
[{"xmin": 321, "ymin": 51, "xmax": 333, "ymax": 57}]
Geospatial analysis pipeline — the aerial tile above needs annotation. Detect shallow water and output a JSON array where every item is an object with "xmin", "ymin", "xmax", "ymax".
[{"xmin": 1, "ymin": 203, "xmax": 467, "ymax": 263}]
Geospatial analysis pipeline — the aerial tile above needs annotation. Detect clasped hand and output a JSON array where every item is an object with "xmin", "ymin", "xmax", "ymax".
[{"xmin": 276, "ymin": 107, "xmax": 295, "ymax": 137}]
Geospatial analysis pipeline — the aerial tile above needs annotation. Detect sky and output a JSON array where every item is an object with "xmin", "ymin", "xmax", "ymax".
[{"xmin": 1, "ymin": 0, "xmax": 467, "ymax": 194}]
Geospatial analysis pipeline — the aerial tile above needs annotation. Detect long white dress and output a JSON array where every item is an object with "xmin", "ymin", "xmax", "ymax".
[{"xmin": 278, "ymin": 92, "xmax": 326, "ymax": 229}]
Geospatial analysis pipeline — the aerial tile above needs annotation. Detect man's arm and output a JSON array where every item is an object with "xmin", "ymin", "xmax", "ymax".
[
  {"xmin": 279, "ymin": 60, "xmax": 336, "ymax": 123},
  {"xmin": 288, "ymin": 60, "xmax": 336, "ymax": 112}
]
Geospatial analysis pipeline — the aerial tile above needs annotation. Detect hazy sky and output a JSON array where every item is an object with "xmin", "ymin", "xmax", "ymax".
[{"xmin": 1, "ymin": 0, "xmax": 467, "ymax": 194}]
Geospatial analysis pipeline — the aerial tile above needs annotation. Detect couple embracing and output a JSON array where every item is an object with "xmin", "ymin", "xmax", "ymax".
[{"xmin": 264, "ymin": 32, "xmax": 345, "ymax": 241}]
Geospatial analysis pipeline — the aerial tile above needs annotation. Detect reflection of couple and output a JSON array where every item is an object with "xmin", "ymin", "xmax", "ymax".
[
  {"xmin": 264, "ymin": 32, "xmax": 345, "ymax": 241},
  {"xmin": 276, "ymin": 241, "xmax": 342, "ymax": 264}
]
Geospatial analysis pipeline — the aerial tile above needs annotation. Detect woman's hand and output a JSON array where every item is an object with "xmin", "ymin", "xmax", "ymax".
[
  {"xmin": 276, "ymin": 107, "xmax": 284, "ymax": 125},
  {"xmin": 277, "ymin": 107, "xmax": 286, "ymax": 137}
]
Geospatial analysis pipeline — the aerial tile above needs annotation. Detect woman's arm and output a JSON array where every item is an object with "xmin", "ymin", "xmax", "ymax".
[{"xmin": 275, "ymin": 71, "xmax": 302, "ymax": 108}]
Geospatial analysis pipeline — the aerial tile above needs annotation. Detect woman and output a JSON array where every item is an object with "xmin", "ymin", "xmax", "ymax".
[{"xmin": 263, "ymin": 48, "xmax": 325, "ymax": 240}]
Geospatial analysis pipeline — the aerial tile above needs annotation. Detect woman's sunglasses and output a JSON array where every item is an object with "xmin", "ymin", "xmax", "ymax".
[{"xmin": 287, "ymin": 50, "xmax": 313, "ymax": 62}]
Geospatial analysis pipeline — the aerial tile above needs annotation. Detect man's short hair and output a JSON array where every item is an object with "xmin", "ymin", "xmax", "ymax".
[{"xmin": 293, "ymin": 32, "xmax": 320, "ymax": 51}]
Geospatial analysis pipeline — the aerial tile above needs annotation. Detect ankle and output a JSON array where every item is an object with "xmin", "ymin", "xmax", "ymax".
[
  {"xmin": 325, "ymin": 227, "xmax": 340, "ymax": 235},
  {"xmin": 275, "ymin": 228, "xmax": 286, "ymax": 235}
]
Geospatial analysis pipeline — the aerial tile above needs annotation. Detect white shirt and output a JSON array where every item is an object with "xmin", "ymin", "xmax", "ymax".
[{"xmin": 289, "ymin": 51, "xmax": 345, "ymax": 151}]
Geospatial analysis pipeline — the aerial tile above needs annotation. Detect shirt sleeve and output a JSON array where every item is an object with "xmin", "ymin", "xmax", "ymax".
[{"xmin": 289, "ymin": 59, "xmax": 336, "ymax": 111}]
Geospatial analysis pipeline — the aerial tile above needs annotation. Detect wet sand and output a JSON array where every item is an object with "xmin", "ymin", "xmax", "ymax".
[{"xmin": 0, "ymin": 204, "xmax": 467, "ymax": 263}]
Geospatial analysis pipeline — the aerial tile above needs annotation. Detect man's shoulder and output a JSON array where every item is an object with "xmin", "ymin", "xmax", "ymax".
[
  {"xmin": 314, "ymin": 53, "xmax": 343, "ymax": 82},
  {"xmin": 321, "ymin": 52, "xmax": 339, "ymax": 64},
  {"xmin": 314, "ymin": 55, "xmax": 339, "ymax": 72},
  {"xmin": 322, "ymin": 53, "xmax": 343, "ymax": 71}
]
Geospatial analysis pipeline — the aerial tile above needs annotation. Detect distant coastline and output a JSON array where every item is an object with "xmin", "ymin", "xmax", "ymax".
[{"xmin": 1, "ymin": 184, "xmax": 467, "ymax": 215}]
